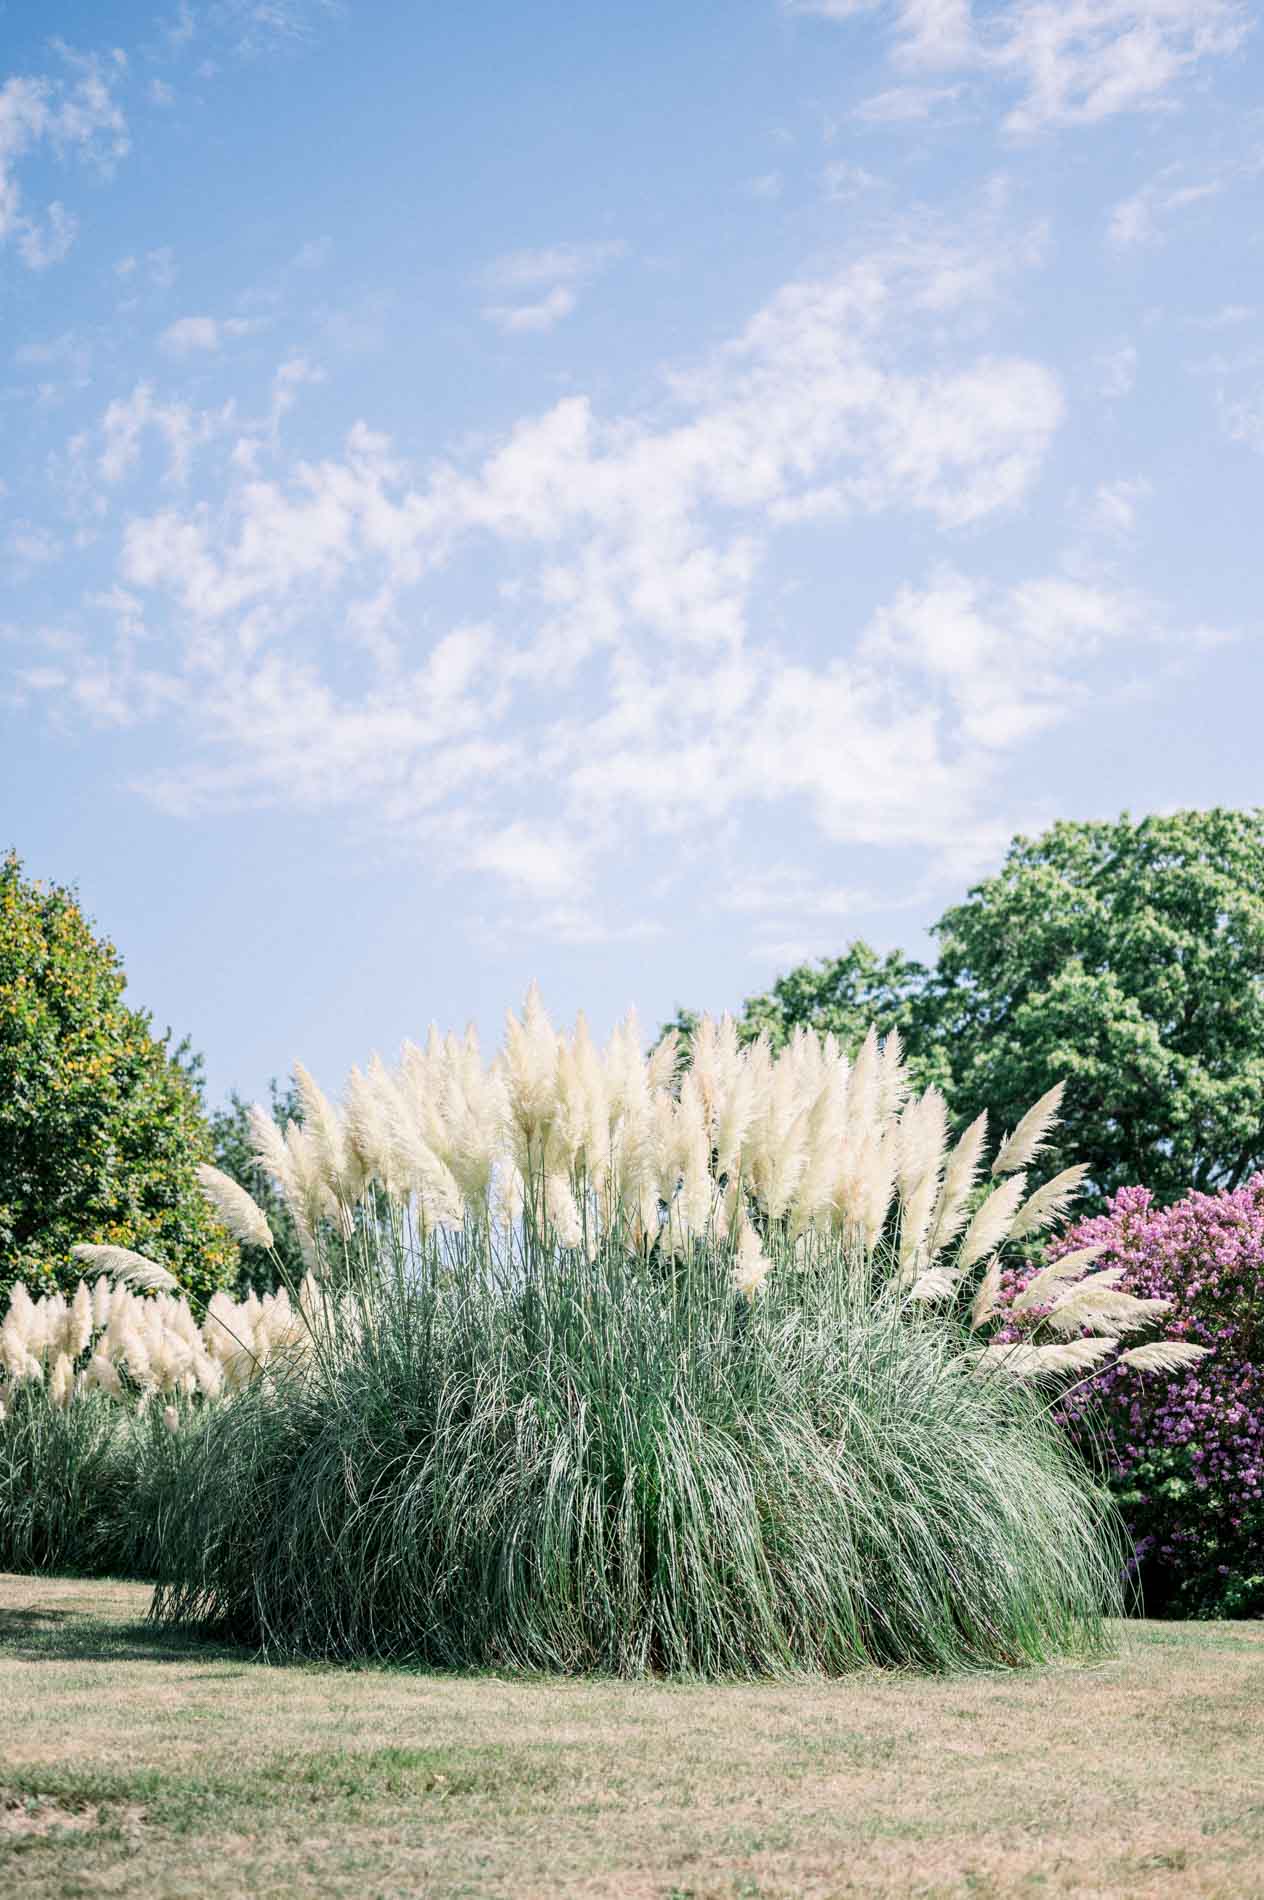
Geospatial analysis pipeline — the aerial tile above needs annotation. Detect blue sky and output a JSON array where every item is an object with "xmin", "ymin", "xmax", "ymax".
[{"xmin": 2, "ymin": 0, "xmax": 1262, "ymax": 1105}]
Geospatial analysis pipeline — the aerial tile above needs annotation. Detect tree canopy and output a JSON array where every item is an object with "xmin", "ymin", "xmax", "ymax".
[
  {"xmin": 679, "ymin": 809, "xmax": 1264, "ymax": 1207},
  {"xmin": 0, "ymin": 850, "xmax": 238, "ymax": 1306},
  {"xmin": 733, "ymin": 942, "xmax": 951, "ymax": 1094},
  {"xmin": 933, "ymin": 809, "xmax": 1264, "ymax": 1204}
]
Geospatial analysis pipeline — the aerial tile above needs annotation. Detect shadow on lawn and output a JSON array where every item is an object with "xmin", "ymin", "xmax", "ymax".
[{"xmin": 0, "ymin": 1603, "xmax": 253, "ymax": 1668}]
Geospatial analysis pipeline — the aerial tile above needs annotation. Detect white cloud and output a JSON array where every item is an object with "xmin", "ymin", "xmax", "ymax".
[
  {"xmin": 822, "ymin": 160, "xmax": 883, "ymax": 199},
  {"xmin": 292, "ymin": 234, "xmax": 332, "ymax": 269},
  {"xmin": 1108, "ymin": 167, "xmax": 1224, "ymax": 247},
  {"xmin": 1096, "ymin": 342, "xmax": 1138, "ymax": 397},
  {"xmin": 25, "ymin": 217, "xmax": 1174, "ymax": 911},
  {"xmin": 0, "ymin": 50, "xmax": 129, "ymax": 268},
  {"xmin": 1091, "ymin": 476, "xmax": 1151, "ymax": 534},
  {"xmin": 99, "ymin": 382, "xmax": 231, "ymax": 486},
  {"xmin": 790, "ymin": 1, "xmax": 1252, "ymax": 135},
  {"xmin": 1191, "ymin": 303, "xmax": 1256, "ymax": 328},
  {"xmin": 159, "ymin": 314, "xmax": 267, "ymax": 353},
  {"xmin": 854, "ymin": 83, "xmax": 965, "ymax": 121},
  {"xmin": 483, "ymin": 286, "xmax": 577, "ymax": 335},
  {"xmin": 480, "ymin": 239, "xmax": 626, "ymax": 334}
]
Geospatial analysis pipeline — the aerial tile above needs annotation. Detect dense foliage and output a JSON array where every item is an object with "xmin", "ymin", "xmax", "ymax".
[
  {"xmin": 710, "ymin": 810, "xmax": 1264, "ymax": 1208},
  {"xmin": 1034, "ymin": 1182, "xmax": 1264, "ymax": 1619},
  {"xmin": 934, "ymin": 810, "xmax": 1264, "ymax": 1205},
  {"xmin": 0, "ymin": 851, "xmax": 237, "ymax": 1308},
  {"xmin": 720, "ymin": 943, "xmax": 949, "ymax": 1093}
]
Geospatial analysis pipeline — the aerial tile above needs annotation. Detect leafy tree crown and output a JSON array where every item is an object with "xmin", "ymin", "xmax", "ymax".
[{"xmin": 0, "ymin": 849, "xmax": 238, "ymax": 1307}]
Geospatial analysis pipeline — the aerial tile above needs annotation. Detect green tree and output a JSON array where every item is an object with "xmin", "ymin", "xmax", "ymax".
[
  {"xmin": 208, "ymin": 1081, "xmax": 306, "ymax": 1293},
  {"xmin": 0, "ymin": 850, "xmax": 238, "ymax": 1307},
  {"xmin": 659, "ymin": 944, "xmax": 949, "ymax": 1093},
  {"xmin": 932, "ymin": 809, "xmax": 1264, "ymax": 1204},
  {"xmin": 735, "ymin": 942, "xmax": 950, "ymax": 1092}
]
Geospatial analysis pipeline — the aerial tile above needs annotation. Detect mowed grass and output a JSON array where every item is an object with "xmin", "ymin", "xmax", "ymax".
[{"xmin": 1, "ymin": 1575, "xmax": 1262, "ymax": 1900}]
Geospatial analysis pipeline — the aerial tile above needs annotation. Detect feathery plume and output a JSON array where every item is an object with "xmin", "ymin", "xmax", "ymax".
[
  {"xmin": 733, "ymin": 1217, "xmax": 773, "ymax": 1299},
  {"xmin": 1011, "ymin": 1243, "xmax": 1109, "ymax": 1313},
  {"xmin": 974, "ymin": 1337, "xmax": 1116, "ymax": 1379},
  {"xmin": 924, "ymin": 1111, "xmax": 988, "ymax": 1261},
  {"xmin": 956, "ymin": 1173, "xmax": 1028, "ymax": 1273},
  {"xmin": 71, "ymin": 1245, "xmax": 178, "ymax": 1293},
  {"xmin": 1043, "ymin": 1283, "xmax": 1172, "ymax": 1339},
  {"xmin": 991, "ymin": 1083, "xmax": 1064, "ymax": 1177},
  {"xmin": 249, "ymin": 1104, "xmax": 296, "ymax": 1196},
  {"xmin": 969, "ymin": 1256, "xmax": 1004, "ymax": 1332},
  {"xmin": 1118, "ymin": 1341, "xmax": 1213, "ymax": 1375},
  {"xmin": 1009, "ymin": 1164, "xmax": 1090, "ymax": 1240},
  {"xmin": 196, "ymin": 1164, "xmax": 274, "ymax": 1249},
  {"xmin": 69, "ymin": 1281, "xmax": 94, "ymax": 1357}
]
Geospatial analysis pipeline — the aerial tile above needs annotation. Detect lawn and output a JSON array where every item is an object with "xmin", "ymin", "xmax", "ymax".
[{"xmin": 1, "ymin": 1575, "xmax": 1261, "ymax": 1900}]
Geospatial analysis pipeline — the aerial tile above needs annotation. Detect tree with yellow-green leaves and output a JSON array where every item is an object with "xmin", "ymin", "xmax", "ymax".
[{"xmin": 0, "ymin": 849, "xmax": 237, "ymax": 1309}]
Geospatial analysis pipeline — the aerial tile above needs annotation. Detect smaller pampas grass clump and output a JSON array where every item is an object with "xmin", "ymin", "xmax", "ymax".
[{"xmin": 0, "ymin": 1260, "xmax": 320, "ymax": 1577}]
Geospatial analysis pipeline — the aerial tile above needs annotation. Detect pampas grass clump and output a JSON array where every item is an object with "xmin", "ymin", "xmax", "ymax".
[
  {"xmin": 152, "ymin": 1236, "xmax": 1123, "ymax": 1673},
  {"xmin": 146, "ymin": 989, "xmax": 1164, "ymax": 1675}
]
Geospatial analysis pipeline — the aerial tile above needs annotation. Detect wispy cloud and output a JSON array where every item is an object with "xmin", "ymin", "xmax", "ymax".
[
  {"xmin": 159, "ymin": 314, "xmax": 269, "ymax": 353},
  {"xmin": 1107, "ymin": 167, "xmax": 1224, "ymax": 247},
  {"xmin": 854, "ymin": 83, "xmax": 965, "ymax": 123},
  {"xmin": 1096, "ymin": 342, "xmax": 1138, "ymax": 398},
  {"xmin": 0, "ymin": 47, "xmax": 129, "ymax": 269},
  {"xmin": 789, "ymin": 1, "xmax": 1252, "ymax": 135},
  {"xmin": 480, "ymin": 239, "xmax": 626, "ymax": 335},
  {"xmin": 14, "ymin": 215, "xmax": 1095, "ymax": 905}
]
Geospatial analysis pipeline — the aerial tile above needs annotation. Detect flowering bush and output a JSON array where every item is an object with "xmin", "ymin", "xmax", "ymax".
[{"xmin": 1016, "ymin": 1182, "xmax": 1264, "ymax": 1618}]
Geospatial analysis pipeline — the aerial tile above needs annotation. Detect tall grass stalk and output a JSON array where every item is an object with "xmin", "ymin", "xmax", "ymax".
[{"xmin": 151, "ymin": 1217, "xmax": 1124, "ymax": 1674}]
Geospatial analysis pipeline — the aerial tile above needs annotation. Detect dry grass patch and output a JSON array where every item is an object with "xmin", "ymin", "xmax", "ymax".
[{"xmin": 1, "ymin": 1574, "xmax": 1262, "ymax": 1899}]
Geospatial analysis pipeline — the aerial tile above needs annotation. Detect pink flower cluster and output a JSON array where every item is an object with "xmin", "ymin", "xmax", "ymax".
[{"xmin": 1006, "ymin": 1179, "xmax": 1264, "ymax": 1617}]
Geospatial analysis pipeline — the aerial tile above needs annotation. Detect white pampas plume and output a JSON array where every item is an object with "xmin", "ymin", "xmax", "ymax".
[
  {"xmin": 195, "ymin": 1164, "xmax": 274, "ymax": 1249},
  {"xmin": 1119, "ymin": 1341, "xmax": 1213, "ymax": 1375},
  {"xmin": 162, "ymin": 1404, "xmax": 179, "ymax": 1433},
  {"xmin": 544, "ymin": 1172, "xmax": 583, "ymax": 1249},
  {"xmin": 1009, "ymin": 1164, "xmax": 1090, "ymax": 1240},
  {"xmin": 733, "ymin": 1216, "xmax": 772, "ymax": 1299},
  {"xmin": 71, "ymin": 1245, "xmax": 178, "ymax": 1293},
  {"xmin": 1011, "ymin": 1244, "xmax": 1109, "ymax": 1313},
  {"xmin": 908, "ymin": 1267, "xmax": 959, "ymax": 1303},
  {"xmin": 249, "ymin": 1104, "xmax": 296, "ymax": 1197},
  {"xmin": 91, "ymin": 1275, "xmax": 112, "ymax": 1330},
  {"xmin": 924, "ymin": 1111, "xmax": 988, "ymax": 1262},
  {"xmin": 69, "ymin": 1281, "xmax": 94, "ymax": 1357},
  {"xmin": 646, "ymin": 1028, "xmax": 679, "ymax": 1093},
  {"xmin": 120, "ymin": 1326, "xmax": 152, "ymax": 1387},
  {"xmin": 49, "ymin": 1351, "xmax": 74, "ymax": 1408},
  {"xmin": 85, "ymin": 1353, "xmax": 124, "ymax": 1400},
  {"xmin": 969, "ymin": 1256, "xmax": 1004, "ymax": 1332},
  {"xmin": 293, "ymin": 1061, "xmax": 352, "ymax": 1199},
  {"xmin": 1044, "ymin": 1283, "xmax": 1172, "ymax": 1339},
  {"xmin": 956, "ymin": 1173, "xmax": 1027, "ymax": 1273},
  {"xmin": 991, "ymin": 1083, "xmax": 1064, "ymax": 1177},
  {"xmin": 876, "ymin": 1030, "xmax": 909, "ymax": 1119},
  {"xmin": 974, "ymin": 1337, "xmax": 1116, "ymax": 1379}
]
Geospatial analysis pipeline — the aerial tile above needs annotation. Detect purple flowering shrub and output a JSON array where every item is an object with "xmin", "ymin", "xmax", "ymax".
[{"xmin": 1005, "ymin": 1180, "xmax": 1264, "ymax": 1617}]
